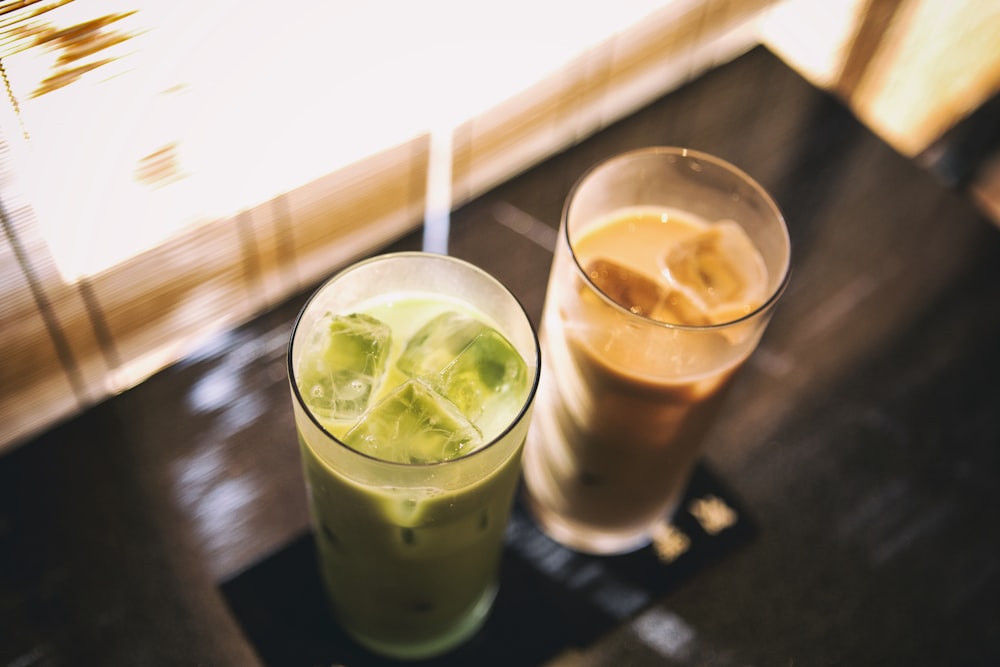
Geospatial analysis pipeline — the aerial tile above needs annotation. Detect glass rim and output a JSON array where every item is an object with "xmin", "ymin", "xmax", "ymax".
[
  {"xmin": 287, "ymin": 250, "xmax": 542, "ymax": 469},
  {"xmin": 563, "ymin": 146, "xmax": 793, "ymax": 331}
]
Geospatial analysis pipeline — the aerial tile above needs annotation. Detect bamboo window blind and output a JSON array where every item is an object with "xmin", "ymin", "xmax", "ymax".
[
  {"xmin": 3, "ymin": 0, "xmax": 996, "ymax": 452},
  {"xmin": 0, "ymin": 0, "xmax": 770, "ymax": 451}
]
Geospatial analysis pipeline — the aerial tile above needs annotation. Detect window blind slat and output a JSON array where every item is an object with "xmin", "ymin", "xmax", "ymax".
[{"xmin": 0, "ymin": 194, "xmax": 86, "ymax": 441}]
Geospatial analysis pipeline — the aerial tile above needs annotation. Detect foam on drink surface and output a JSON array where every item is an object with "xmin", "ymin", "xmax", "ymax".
[{"xmin": 296, "ymin": 294, "xmax": 529, "ymax": 464}]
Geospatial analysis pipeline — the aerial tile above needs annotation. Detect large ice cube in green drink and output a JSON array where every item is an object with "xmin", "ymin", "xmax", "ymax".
[
  {"xmin": 438, "ymin": 327, "xmax": 529, "ymax": 437},
  {"xmin": 398, "ymin": 311, "xmax": 529, "ymax": 439},
  {"xmin": 397, "ymin": 311, "xmax": 487, "ymax": 380},
  {"xmin": 343, "ymin": 380, "xmax": 483, "ymax": 463},
  {"xmin": 296, "ymin": 312, "xmax": 391, "ymax": 421}
]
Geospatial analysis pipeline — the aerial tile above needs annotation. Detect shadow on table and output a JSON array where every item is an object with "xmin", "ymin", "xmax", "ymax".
[{"xmin": 220, "ymin": 465, "xmax": 755, "ymax": 667}]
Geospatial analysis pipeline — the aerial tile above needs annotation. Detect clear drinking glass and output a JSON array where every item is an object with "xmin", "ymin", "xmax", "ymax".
[
  {"xmin": 522, "ymin": 147, "xmax": 791, "ymax": 555},
  {"xmin": 288, "ymin": 252, "xmax": 540, "ymax": 660}
]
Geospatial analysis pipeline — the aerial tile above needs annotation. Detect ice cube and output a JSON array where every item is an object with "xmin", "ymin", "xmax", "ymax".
[
  {"xmin": 397, "ymin": 311, "xmax": 487, "ymax": 380},
  {"xmin": 296, "ymin": 312, "xmax": 392, "ymax": 420},
  {"xmin": 398, "ymin": 310, "xmax": 529, "ymax": 438},
  {"xmin": 585, "ymin": 258, "xmax": 709, "ymax": 325},
  {"xmin": 660, "ymin": 220, "xmax": 767, "ymax": 322},
  {"xmin": 438, "ymin": 327, "xmax": 529, "ymax": 438},
  {"xmin": 343, "ymin": 380, "xmax": 483, "ymax": 464},
  {"xmin": 650, "ymin": 288, "xmax": 712, "ymax": 326}
]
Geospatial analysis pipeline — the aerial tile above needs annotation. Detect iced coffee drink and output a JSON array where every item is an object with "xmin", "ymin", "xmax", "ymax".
[
  {"xmin": 523, "ymin": 148, "xmax": 790, "ymax": 555},
  {"xmin": 289, "ymin": 252, "xmax": 539, "ymax": 660}
]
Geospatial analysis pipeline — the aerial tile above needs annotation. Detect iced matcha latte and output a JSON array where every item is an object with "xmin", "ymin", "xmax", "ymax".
[{"xmin": 288, "ymin": 253, "xmax": 539, "ymax": 660}]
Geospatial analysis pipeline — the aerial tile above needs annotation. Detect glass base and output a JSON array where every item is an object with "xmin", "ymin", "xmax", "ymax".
[
  {"xmin": 344, "ymin": 584, "xmax": 497, "ymax": 661},
  {"xmin": 523, "ymin": 491, "xmax": 659, "ymax": 556}
]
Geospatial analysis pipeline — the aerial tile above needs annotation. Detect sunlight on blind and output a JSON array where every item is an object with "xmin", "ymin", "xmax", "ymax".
[
  {"xmin": 760, "ymin": 0, "xmax": 1000, "ymax": 157},
  {"xmin": 0, "ymin": 0, "xmax": 767, "ymax": 451},
  {"xmin": 5, "ymin": 0, "xmax": 688, "ymax": 280}
]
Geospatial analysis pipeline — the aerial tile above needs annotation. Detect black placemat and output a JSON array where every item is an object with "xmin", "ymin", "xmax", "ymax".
[{"xmin": 220, "ymin": 465, "xmax": 755, "ymax": 667}]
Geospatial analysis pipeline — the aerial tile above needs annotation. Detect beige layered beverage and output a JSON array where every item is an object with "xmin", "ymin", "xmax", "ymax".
[{"xmin": 523, "ymin": 148, "xmax": 790, "ymax": 555}]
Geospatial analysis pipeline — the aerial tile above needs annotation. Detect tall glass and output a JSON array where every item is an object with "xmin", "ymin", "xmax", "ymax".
[
  {"xmin": 522, "ymin": 147, "xmax": 791, "ymax": 555},
  {"xmin": 288, "ymin": 252, "xmax": 540, "ymax": 660}
]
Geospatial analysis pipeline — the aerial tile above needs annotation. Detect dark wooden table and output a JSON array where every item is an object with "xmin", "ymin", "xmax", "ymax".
[{"xmin": 3, "ymin": 47, "xmax": 999, "ymax": 666}]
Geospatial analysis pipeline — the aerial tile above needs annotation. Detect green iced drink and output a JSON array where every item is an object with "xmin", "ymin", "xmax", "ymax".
[{"xmin": 288, "ymin": 253, "xmax": 539, "ymax": 660}]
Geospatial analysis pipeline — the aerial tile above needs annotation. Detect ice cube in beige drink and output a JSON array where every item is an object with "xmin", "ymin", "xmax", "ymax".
[{"xmin": 523, "ymin": 206, "xmax": 770, "ymax": 554}]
